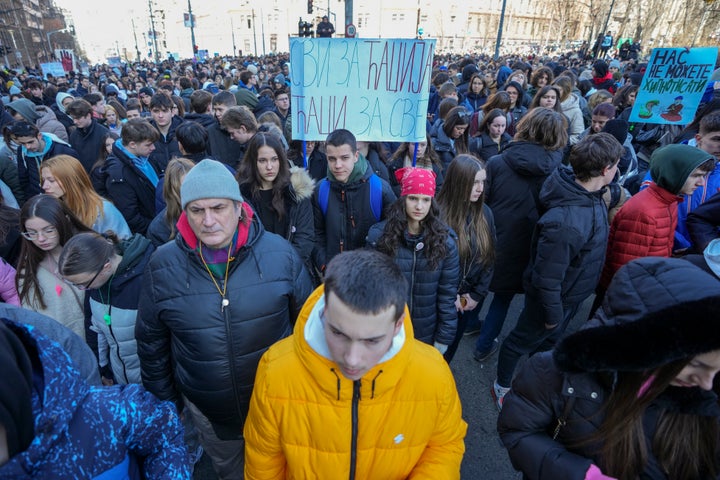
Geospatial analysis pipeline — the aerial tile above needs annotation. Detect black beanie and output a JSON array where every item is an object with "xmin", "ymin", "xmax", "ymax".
[
  {"xmin": 593, "ymin": 60, "xmax": 609, "ymax": 78},
  {"xmin": 0, "ymin": 320, "xmax": 35, "ymax": 458},
  {"xmin": 602, "ymin": 119, "xmax": 628, "ymax": 145}
]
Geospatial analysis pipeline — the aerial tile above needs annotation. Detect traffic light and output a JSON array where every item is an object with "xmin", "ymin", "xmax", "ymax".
[
  {"xmin": 298, "ymin": 19, "xmax": 304, "ymax": 37},
  {"xmin": 193, "ymin": 44, "xmax": 199, "ymax": 54},
  {"xmin": 307, "ymin": 0, "xmax": 313, "ymax": 14}
]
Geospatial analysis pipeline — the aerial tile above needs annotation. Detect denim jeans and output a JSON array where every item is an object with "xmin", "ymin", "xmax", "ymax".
[
  {"xmin": 496, "ymin": 296, "xmax": 581, "ymax": 387},
  {"xmin": 474, "ymin": 293, "xmax": 515, "ymax": 354}
]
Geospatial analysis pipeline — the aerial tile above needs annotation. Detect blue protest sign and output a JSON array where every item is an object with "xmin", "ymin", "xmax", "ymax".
[
  {"xmin": 289, "ymin": 37, "xmax": 436, "ymax": 142},
  {"xmin": 629, "ymin": 47, "xmax": 718, "ymax": 124}
]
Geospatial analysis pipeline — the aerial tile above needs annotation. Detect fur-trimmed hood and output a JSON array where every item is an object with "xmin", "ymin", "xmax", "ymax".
[
  {"xmin": 554, "ymin": 257, "xmax": 720, "ymax": 373},
  {"xmin": 289, "ymin": 165, "xmax": 316, "ymax": 201}
]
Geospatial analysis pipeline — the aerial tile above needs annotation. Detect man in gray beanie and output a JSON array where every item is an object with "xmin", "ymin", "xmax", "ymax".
[{"xmin": 136, "ymin": 159, "xmax": 313, "ymax": 478}]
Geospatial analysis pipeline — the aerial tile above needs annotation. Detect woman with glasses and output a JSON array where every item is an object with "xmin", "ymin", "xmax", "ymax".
[
  {"xmin": 58, "ymin": 230, "xmax": 154, "ymax": 385},
  {"xmin": 504, "ymin": 81, "xmax": 528, "ymax": 137},
  {"xmin": 40, "ymin": 154, "xmax": 131, "ymax": 239},
  {"xmin": 431, "ymin": 106, "xmax": 471, "ymax": 173},
  {"xmin": 15, "ymin": 194, "xmax": 93, "ymax": 340}
]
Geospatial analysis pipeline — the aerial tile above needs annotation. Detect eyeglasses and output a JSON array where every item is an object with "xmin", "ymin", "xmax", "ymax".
[
  {"xmin": 21, "ymin": 226, "xmax": 58, "ymax": 241},
  {"xmin": 456, "ymin": 110, "xmax": 472, "ymax": 120},
  {"xmin": 66, "ymin": 260, "xmax": 107, "ymax": 290}
]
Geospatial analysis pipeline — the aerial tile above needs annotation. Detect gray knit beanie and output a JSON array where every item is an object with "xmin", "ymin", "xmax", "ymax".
[{"xmin": 181, "ymin": 159, "xmax": 243, "ymax": 209}]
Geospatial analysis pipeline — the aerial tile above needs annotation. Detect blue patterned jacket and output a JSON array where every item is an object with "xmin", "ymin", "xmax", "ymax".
[{"xmin": 0, "ymin": 318, "xmax": 190, "ymax": 479}]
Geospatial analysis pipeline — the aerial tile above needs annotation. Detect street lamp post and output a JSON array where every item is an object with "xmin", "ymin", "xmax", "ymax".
[
  {"xmin": 493, "ymin": 0, "xmax": 508, "ymax": 60},
  {"xmin": 188, "ymin": 0, "xmax": 197, "ymax": 59}
]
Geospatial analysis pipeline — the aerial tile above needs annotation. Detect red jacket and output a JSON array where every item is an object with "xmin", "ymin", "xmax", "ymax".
[{"xmin": 600, "ymin": 184, "xmax": 681, "ymax": 288}]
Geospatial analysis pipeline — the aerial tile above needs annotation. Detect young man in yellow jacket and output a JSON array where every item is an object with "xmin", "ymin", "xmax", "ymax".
[{"xmin": 244, "ymin": 249, "xmax": 467, "ymax": 479}]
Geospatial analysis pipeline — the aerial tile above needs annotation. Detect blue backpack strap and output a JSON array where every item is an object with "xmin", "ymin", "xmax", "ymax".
[
  {"xmin": 318, "ymin": 178, "xmax": 330, "ymax": 216},
  {"xmin": 369, "ymin": 173, "xmax": 382, "ymax": 222}
]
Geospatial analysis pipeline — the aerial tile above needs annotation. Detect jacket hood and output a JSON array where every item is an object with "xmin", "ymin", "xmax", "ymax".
[
  {"xmin": 560, "ymin": 93, "xmax": 580, "ymax": 110},
  {"xmin": 502, "ymin": 141, "xmax": 563, "ymax": 177},
  {"xmin": 554, "ymin": 257, "xmax": 720, "ymax": 373},
  {"xmin": 539, "ymin": 165, "xmax": 603, "ymax": 209},
  {"xmin": 0, "ymin": 319, "xmax": 88, "ymax": 468},
  {"xmin": 7, "ymin": 98, "xmax": 40, "ymax": 122},
  {"xmin": 461, "ymin": 64, "xmax": 479, "ymax": 82},
  {"xmin": 649, "ymin": 144, "xmax": 714, "ymax": 194},
  {"xmin": 55, "ymin": 92, "xmax": 73, "ymax": 114},
  {"xmin": 117, "ymin": 233, "xmax": 153, "ymax": 275},
  {"xmin": 183, "ymin": 112, "xmax": 215, "ymax": 129},
  {"xmin": 289, "ymin": 165, "xmax": 316, "ymax": 201},
  {"xmin": 293, "ymin": 286, "xmax": 414, "ymax": 401},
  {"xmin": 496, "ymin": 66, "xmax": 512, "ymax": 86}
]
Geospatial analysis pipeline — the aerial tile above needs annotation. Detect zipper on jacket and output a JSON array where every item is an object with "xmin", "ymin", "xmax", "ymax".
[
  {"xmin": 409, "ymin": 248, "xmax": 417, "ymax": 313},
  {"xmin": 349, "ymin": 380, "xmax": 361, "ymax": 480},
  {"xmin": 223, "ymin": 297, "xmax": 243, "ymax": 419},
  {"xmin": 106, "ymin": 319, "xmax": 129, "ymax": 384}
]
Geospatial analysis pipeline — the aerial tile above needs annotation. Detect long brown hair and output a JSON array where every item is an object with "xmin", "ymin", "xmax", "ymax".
[
  {"xmin": 592, "ymin": 360, "xmax": 720, "ymax": 480},
  {"xmin": 16, "ymin": 194, "xmax": 92, "ymax": 309},
  {"xmin": 436, "ymin": 154, "xmax": 494, "ymax": 267},
  {"xmin": 40, "ymin": 155, "xmax": 104, "ymax": 228},
  {"xmin": 514, "ymin": 108, "xmax": 568, "ymax": 151},
  {"xmin": 442, "ymin": 107, "xmax": 471, "ymax": 154},
  {"xmin": 375, "ymin": 196, "xmax": 448, "ymax": 270},
  {"xmin": 163, "ymin": 158, "xmax": 196, "ymax": 239},
  {"xmin": 237, "ymin": 132, "xmax": 291, "ymax": 220}
]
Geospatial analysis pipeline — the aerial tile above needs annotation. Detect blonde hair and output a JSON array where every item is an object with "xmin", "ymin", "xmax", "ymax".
[{"xmin": 40, "ymin": 155, "xmax": 104, "ymax": 228}]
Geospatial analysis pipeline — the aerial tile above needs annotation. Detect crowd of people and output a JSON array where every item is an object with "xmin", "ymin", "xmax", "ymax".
[{"xmin": 0, "ymin": 44, "xmax": 719, "ymax": 480}]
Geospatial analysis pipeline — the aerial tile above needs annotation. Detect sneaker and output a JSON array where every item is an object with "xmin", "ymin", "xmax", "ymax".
[
  {"xmin": 473, "ymin": 338, "xmax": 499, "ymax": 362},
  {"xmin": 491, "ymin": 380, "xmax": 511, "ymax": 411}
]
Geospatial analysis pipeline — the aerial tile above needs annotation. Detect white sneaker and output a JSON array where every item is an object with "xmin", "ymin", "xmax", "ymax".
[{"xmin": 491, "ymin": 380, "xmax": 510, "ymax": 411}]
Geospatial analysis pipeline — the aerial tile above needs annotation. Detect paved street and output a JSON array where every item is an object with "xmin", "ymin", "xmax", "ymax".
[{"xmin": 193, "ymin": 292, "xmax": 595, "ymax": 479}]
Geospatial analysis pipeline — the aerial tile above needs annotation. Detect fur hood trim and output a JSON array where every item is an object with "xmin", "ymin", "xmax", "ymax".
[
  {"xmin": 554, "ymin": 257, "xmax": 720, "ymax": 373},
  {"xmin": 289, "ymin": 165, "xmax": 316, "ymax": 201}
]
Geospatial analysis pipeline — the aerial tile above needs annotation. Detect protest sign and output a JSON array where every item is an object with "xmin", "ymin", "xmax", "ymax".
[
  {"xmin": 54, "ymin": 49, "xmax": 76, "ymax": 73},
  {"xmin": 629, "ymin": 47, "xmax": 718, "ymax": 124},
  {"xmin": 40, "ymin": 62, "xmax": 66, "ymax": 80},
  {"xmin": 289, "ymin": 37, "xmax": 435, "ymax": 142}
]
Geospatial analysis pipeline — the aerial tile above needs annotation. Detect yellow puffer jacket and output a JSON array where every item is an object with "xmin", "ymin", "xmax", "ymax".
[{"xmin": 244, "ymin": 286, "xmax": 467, "ymax": 479}]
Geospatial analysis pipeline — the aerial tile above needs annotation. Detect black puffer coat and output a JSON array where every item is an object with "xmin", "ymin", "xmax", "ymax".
[
  {"xmin": 499, "ymin": 258, "xmax": 720, "ymax": 480},
  {"xmin": 240, "ymin": 166, "xmax": 316, "ymax": 264},
  {"xmin": 68, "ymin": 118, "xmax": 109, "ymax": 173},
  {"xmin": 105, "ymin": 142, "xmax": 160, "ymax": 235},
  {"xmin": 524, "ymin": 167, "xmax": 608, "ymax": 327},
  {"xmin": 149, "ymin": 116, "xmax": 183, "ymax": 173},
  {"xmin": 366, "ymin": 221, "xmax": 460, "ymax": 346},
  {"xmin": 136, "ymin": 207, "xmax": 313, "ymax": 440},
  {"xmin": 485, "ymin": 141, "xmax": 562, "ymax": 294},
  {"xmin": 312, "ymin": 164, "xmax": 396, "ymax": 269},
  {"xmin": 457, "ymin": 204, "xmax": 496, "ymax": 303}
]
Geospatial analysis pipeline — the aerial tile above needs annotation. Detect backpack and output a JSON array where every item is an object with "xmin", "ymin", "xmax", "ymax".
[{"xmin": 318, "ymin": 174, "xmax": 383, "ymax": 222}]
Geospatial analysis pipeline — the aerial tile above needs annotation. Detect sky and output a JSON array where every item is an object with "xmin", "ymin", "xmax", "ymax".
[{"xmin": 54, "ymin": 0, "xmax": 183, "ymax": 62}]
